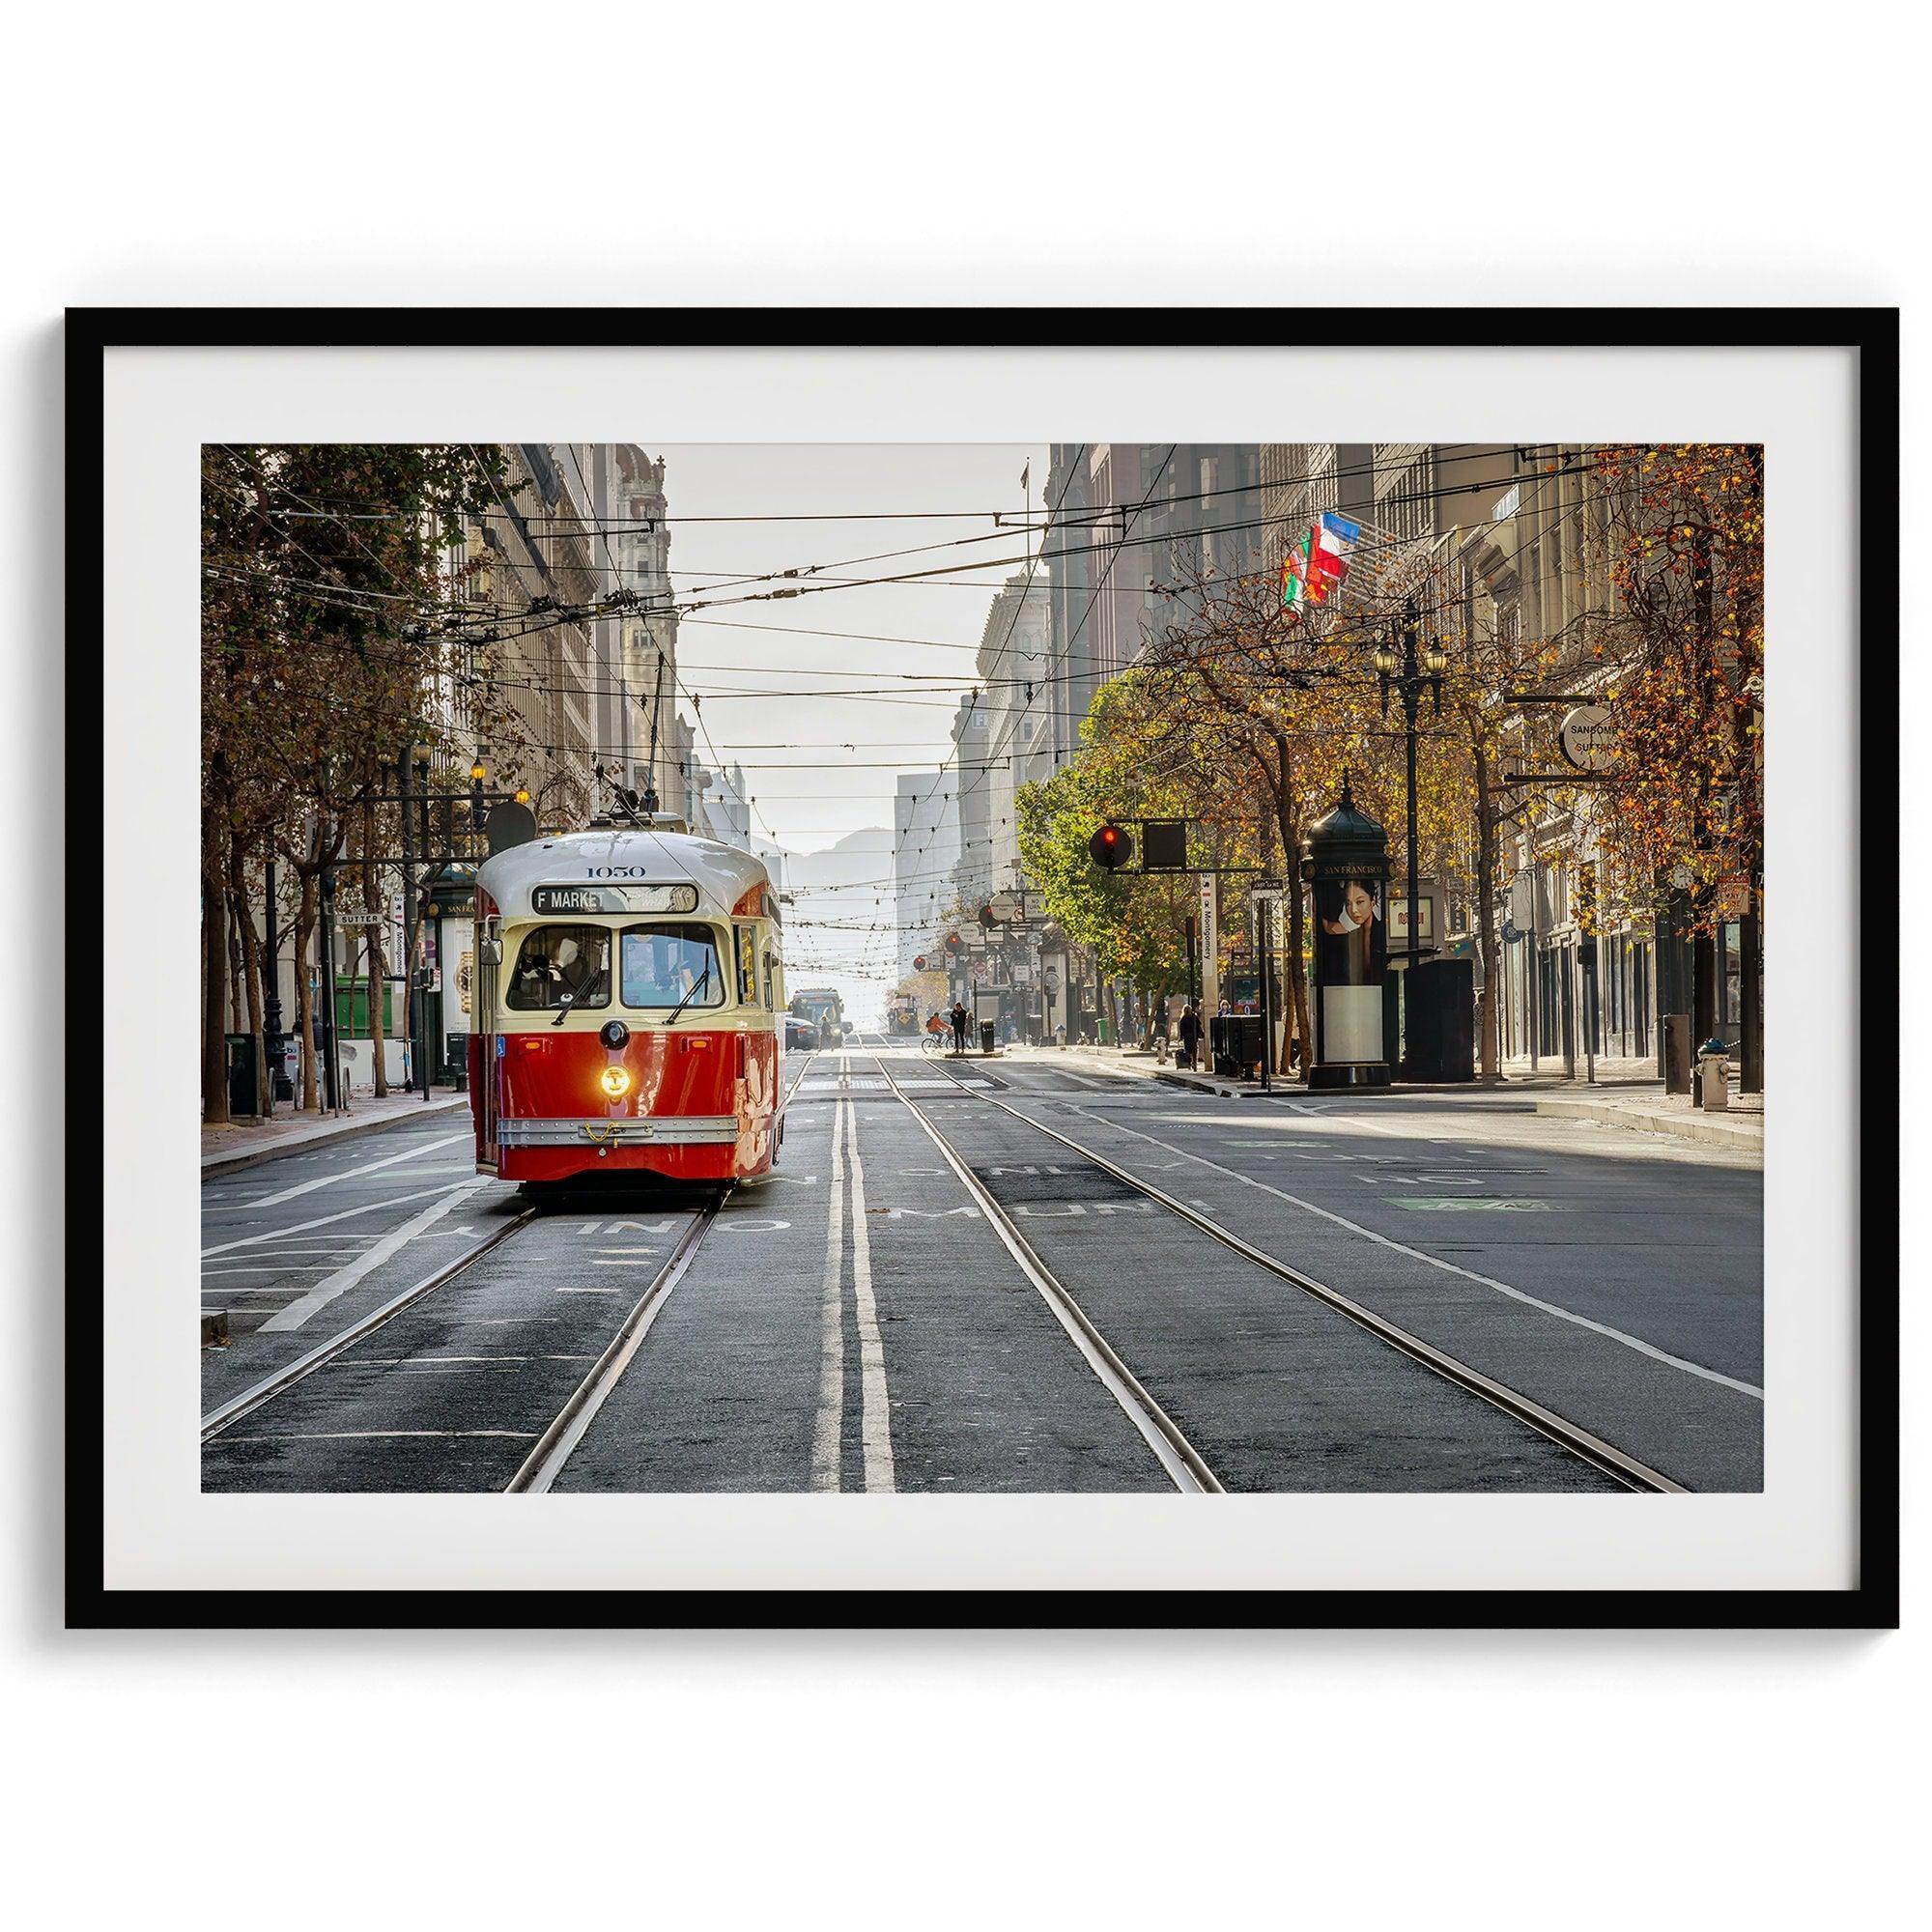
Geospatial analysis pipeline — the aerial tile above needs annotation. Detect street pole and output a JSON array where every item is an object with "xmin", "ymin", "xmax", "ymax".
[
  {"xmin": 419, "ymin": 773, "xmax": 436, "ymax": 1098},
  {"xmin": 1377, "ymin": 596, "xmax": 1446, "ymax": 1082},
  {"xmin": 399, "ymin": 747, "xmax": 417, "ymax": 1094},
  {"xmin": 318, "ymin": 812, "xmax": 342, "ymax": 1113},
  {"xmin": 1258, "ymin": 893, "xmax": 1274, "ymax": 1093},
  {"xmin": 263, "ymin": 843, "xmax": 288, "ymax": 1109}
]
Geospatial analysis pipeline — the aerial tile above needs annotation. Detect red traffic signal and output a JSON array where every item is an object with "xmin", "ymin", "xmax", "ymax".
[
  {"xmin": 913, "ymin": 953, "xmax": 926, "ymax": 970},
  {"xmin": 945, "ymin": 930, "xmax": 962, "ymax": 952},
  {"xmin": 1088, "ymin": 822, "xmax": 1131, "ymax": 870}
]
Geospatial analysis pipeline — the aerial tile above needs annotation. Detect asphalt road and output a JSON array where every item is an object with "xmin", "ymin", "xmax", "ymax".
[{"xmin": 200, "ymin": 1037, "xmax": 1762, "ymax": 1493}]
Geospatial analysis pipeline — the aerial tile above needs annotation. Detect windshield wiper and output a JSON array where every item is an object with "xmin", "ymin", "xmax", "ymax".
[{"xmin": 664, "ymin": 963, "xmax": 712, "ymax": 1027}]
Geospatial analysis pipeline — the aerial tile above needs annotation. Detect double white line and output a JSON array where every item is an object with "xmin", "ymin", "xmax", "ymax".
[{"xmin": 810, "ymin": 1093, "xmax": 895, "ymax": 1492}]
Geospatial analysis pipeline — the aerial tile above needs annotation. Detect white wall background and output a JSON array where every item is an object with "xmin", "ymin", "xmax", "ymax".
[{"xmin": 5, "ymin": 5, "xmax": 1918, "ymax": 1927}]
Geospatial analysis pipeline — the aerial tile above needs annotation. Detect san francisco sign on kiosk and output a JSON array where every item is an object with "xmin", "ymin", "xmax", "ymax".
[{"xmin": 1559, "ymin": 703, "xmax": 1616, "ymax": 773}]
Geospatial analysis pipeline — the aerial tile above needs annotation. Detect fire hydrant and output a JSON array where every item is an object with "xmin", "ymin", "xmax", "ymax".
[{"xmin": 1697, "ymin": 1037, "xmax": 1730, "ymax": 1111}]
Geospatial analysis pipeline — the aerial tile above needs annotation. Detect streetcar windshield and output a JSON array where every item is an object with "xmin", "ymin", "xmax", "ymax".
[
  {"xmin": 620, "ymin": 923, "xmax": 726, "ymax": 1010},
  {"xmin": 504, "ymin": 923, "xmax": 611, "ymax": 1011}
]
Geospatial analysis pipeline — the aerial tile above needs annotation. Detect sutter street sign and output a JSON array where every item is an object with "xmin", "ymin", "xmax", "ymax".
[{"xmin": 1559, "ymin": 703, "xmax": 1616, "ymax": 773}]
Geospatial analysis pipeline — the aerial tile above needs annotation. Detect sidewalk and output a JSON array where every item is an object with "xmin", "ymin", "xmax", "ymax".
[
  {"xmin": 1026, "ymin": 1040, "xmax": 1763, "ymax": 1149},
  {"xmin": 201, "ymin": 1086, "xmax": 469, "ymax": 1177},
  {"xmin": 1532, "ymin": 1086, "xmax": 1762, "ymax": 1151}
]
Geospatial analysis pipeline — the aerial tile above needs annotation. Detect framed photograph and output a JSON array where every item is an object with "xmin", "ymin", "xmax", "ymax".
[{"xmin": 71, "ymin": 307, "xmax": 1896, "ymax": 1628}]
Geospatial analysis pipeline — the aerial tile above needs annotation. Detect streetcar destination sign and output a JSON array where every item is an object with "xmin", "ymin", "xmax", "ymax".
[{"xmin": 531, "ymin": 883, "xmax": 700, "ymax": 915}]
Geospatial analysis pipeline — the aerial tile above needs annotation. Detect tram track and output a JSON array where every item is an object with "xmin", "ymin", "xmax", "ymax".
[
  {"xmin": 199, "ymin": 1207, "xmax": 539, "ymax": 1443},
  {"xmin": 503, "ymin": 1196, "xmax": 723, "ymax": 1492},
  {"xmin": 204, "ymin": 1053, "xmax": 817, "ymax": 1469},
  {"xmin": 870, "ymin": 1040, "xmax": 1682, "ymax": 1495},
  {"xmin": 871, "ymin": 1052, "xmax": 1220, "ymax": 1493}
]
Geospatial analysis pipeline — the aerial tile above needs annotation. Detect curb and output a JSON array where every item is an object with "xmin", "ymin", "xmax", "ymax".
[
  {"xmin": 200, "ymin": 1093, "xmax": 471, "ymax": 1178},
  {"xmin": 1533, "ymin": 1095, "xmax": 1763, "ymax": 1151}
]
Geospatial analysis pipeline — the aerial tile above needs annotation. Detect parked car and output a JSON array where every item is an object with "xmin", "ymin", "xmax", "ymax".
[{"xmin": 785, "ymin": 1015, "xmax": 820, "ymax": 1051}]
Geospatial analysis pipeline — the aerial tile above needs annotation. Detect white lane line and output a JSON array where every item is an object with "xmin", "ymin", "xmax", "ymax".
[
  {"xmin": 200, "ymin": 1180, "xmax": 469, "ymax": 1258},
  {"xmin": 810, "ymin": 1096, "xmax": 848, "ymax": 1491},
  {"xmin": 232, "ymin": 1134, "xmax": 470, "ymax": 1210},
  {"xmin": 258, "ymin": 1183, "xmax": 486, "ymax": 1331},
  {"xmin": 1071, "ymin": 1106, "xmax": 1764, "ymax": 1400},
  {"xmin": 843, "ymin": 1090, "xmax": 896, "ymax": 1492}
]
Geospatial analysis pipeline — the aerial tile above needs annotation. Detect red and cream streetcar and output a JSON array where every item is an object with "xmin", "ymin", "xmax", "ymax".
[{"xmin": 469, "ymin": 824, "xmax": 786, "ymax": 1187}]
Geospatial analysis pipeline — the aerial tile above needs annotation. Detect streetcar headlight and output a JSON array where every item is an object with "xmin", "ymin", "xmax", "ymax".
[{"xmin": 599, "ymin": 1066, "xmax": 632, "ymax": 1098}]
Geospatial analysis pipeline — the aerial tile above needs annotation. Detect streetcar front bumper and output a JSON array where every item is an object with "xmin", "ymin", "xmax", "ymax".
[{"xmin": 496, "ymin": 1115, "xmax": 740, "ymax": 1148}]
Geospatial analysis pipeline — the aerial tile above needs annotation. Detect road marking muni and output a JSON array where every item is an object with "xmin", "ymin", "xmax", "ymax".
[
  {"xmin": 258, "ymin": 1183, "xmax": 487, "ymax": 1331},
  {"xmin": 232, "ymin": 1134, "xmax": 471, "ymax": 1211}
]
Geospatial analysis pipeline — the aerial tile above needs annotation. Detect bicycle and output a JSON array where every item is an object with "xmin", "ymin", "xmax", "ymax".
[{"xmin": 920, "ymin": 1030, "xmax": 947, "ymax": 1059}]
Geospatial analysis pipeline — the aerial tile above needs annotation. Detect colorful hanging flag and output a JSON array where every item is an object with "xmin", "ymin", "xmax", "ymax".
[
  {"xmin": 1283, "ymin": 514, "xmax": 1360, "ymax": 611},
  {"xmin": 1282, "ymin": 512, "xmax": 1362, "ymax": 610},
  {"xmin": 1281, "ymin": 527, "xmax": 1314, "ymax": 608},
  {"xmin": 1310, "ymin": 511, "xmax": 1361, "ymax": 592},
  {"xmin": 1280, "ymin": 542, "xmax": 1302, "ymax": 607}
]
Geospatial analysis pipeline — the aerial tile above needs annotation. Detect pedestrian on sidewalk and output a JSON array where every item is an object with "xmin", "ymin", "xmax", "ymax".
[
  {"xmin": 1178, "ymin": 1002, "xmax": 1201, "ymax": 1071},
  {"xmin": 949, "ymin": 999, "xmax": 969, "ymax": 1057}
]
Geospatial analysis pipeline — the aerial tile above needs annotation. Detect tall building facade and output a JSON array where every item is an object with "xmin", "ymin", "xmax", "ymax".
[
  {"xmin": 464, "ymin": 443, "xmax": 687, "ymax": 831},
  {"xmin": 968, "ymin": 570, "xmax": 1052, "ymax": 899},
  {"xmin": 1037, "ymin": 443, "xmax": 1264, "ymax": 765}
]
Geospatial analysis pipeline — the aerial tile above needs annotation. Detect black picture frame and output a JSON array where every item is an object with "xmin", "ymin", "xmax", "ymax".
[{"xmin": 68, "ymin": 306, "xmax": 1898, "ymax": 1631}]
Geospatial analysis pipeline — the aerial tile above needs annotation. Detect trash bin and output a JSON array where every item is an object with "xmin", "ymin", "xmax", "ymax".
[
  {"xmin": 224, "ymin": 1033, "xmax": 259, "ymax": 1118},
  {"xmin": 1663, "ymin": 1012, "xmax": 1693, "ymax": 1094},
  {"xmin": 980, "ymin": 1019, "xmax": 996, "ymax": 1055},
  {"xmin": 445, "ymin": 1031, "xmax": 469, "ymax": 1092}
]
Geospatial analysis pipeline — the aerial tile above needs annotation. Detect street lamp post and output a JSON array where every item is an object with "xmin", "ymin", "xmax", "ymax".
[
  {"xmin": 1375, "ymin": 595, "xmax": 1449, "ymax": 1075},
  {"xmin": 263, "ymin": 839, "xmax": 290, "ymax": 1108}
]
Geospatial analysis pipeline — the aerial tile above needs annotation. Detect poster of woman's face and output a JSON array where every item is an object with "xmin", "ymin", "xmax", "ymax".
[
  {"xmin": 1313, "ymin": 876, "xmax": 1382, "ymax": 984},
  {"xmin": 1321, "ymin": 878, "xmax": 1378, "ymax": 936}
]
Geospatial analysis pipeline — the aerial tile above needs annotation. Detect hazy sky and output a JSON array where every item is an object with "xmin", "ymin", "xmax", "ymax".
[{"xmin": 656, "ymin": 444, "xmax": 1049, "ymax": 1015}]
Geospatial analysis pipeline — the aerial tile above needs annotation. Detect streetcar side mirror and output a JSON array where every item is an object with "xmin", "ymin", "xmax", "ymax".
[{"xmin": 480, "ymin": 938, "xmax": 502, "ymax": 965}]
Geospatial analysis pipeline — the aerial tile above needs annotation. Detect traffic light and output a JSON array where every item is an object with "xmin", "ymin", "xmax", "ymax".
[
  {"xmin": 913, "ymin": 953, "xmax": 926, "ymax": 970},
  {"xmin": 1088, "ymin": 822, "xmax": 1131, "ymax": 870},
  {"xmin": 945, "ymin": 931, "xmax": 963, "ymax": 953},
  {"xmin": 979, "ymin": 903, "xmax": 997, "ymax": 929}
]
